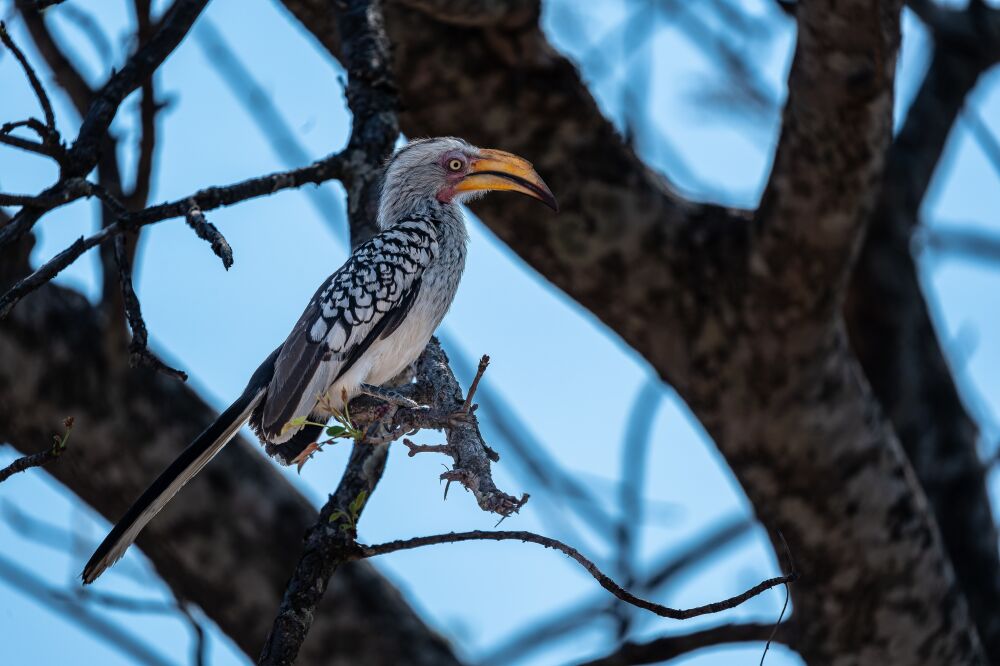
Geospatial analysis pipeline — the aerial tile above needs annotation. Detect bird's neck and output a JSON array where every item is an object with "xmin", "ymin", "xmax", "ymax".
[{"xmin": 377, "ymin": 197, "xmax": 464, "ymax": 236}]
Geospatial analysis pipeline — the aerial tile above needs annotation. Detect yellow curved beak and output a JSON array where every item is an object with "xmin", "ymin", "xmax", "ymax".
[{"xmin": 454, "ymin": 148, "xmax": 558, "ymax": 211}]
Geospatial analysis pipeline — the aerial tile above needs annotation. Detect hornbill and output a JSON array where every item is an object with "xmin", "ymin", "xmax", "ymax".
[{"xmin": 82, "ymin": 137, "xmax": 557, "ymax": 583}]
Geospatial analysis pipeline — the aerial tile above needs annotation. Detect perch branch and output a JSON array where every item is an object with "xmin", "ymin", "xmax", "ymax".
[{"xmin": 350, "ymin": 529, "xmax": 796, "ymax": 621}]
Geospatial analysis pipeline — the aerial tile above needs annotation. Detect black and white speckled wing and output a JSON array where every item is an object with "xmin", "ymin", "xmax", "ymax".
[{"xmin": 256, "ymin": 218, "xmax": 439, "ymax": 442}]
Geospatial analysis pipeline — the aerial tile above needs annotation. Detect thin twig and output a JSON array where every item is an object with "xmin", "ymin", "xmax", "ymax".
[
  {"xmin": 352, "ymin": 529, "xmax": 797, "ymax": 621},
  {"xmin": 0, "ymin": 21, "xmax": 57, "ymax": 131},
  {"xmin": 0, "ymin": 223, "xmax": 117, "ymax": 318},
  {"xmin": 0, "ymin": 154, "xmax": 344, "ymax": 317},
  {"xmin": 462, "ymin": 354, "xmax": 489, "ymax": 412},
  {"xmin": 0, "ymin": 416, "xmax": 73, "ymax": 483},
  {"xmin": 126, "ymin": 0, "xmax": 158, "ymax": 211},
  {"xmin": 479, "ymin": 517, "xmax": 755, "ymax": 666},
  {"xmin": 192, "ymin": 17, "xmax": 348, "ymax": 244},
  {"xmin": 184, "ymin": 202, "xmax": 233, "ymax": 269},
  {"xmin": 574, "ymin": 622, "xmax": 791, "ymax": 666},
  {"xmin": 0, "ymin": 132, "xmax": 62, "ymax": 159},
  {"xmin": 760, "ymin": 531, "xmax": 795, "ymax": 665},
  {"xmin": 402, "ymin": 438, "xmax": 452, "ymax": 457},
  {"xmin": 114, "ymin": 233, "xmax": 188, "ymax": 380}
]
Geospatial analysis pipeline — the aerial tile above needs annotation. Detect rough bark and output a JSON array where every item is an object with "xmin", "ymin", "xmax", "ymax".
[
  {"xmin": 0, "ymin": 237, "xmax": 460, "ymax": 666},
  {"xmin": 277, "ymin": 0, "xmax": 993, "ymax": 661},
  {"xmin": 846, "ymin": 16, "xmax": 1000, "ymax": 659}
]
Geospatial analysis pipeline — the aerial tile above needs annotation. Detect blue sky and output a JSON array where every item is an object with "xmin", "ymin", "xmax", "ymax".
[{"xmin": 1, "ymin": 1, "xmax": 998, "ymax": 664}]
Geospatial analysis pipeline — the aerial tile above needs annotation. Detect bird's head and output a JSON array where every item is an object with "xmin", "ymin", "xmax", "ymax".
[{"xmin": 378, "ymin": 137, "xmax": 557, "ymax": 227}]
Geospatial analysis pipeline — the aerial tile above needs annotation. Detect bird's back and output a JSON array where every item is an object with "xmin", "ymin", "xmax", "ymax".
[{"xmin": 250, "ymin": 209, "xmax": 467, "ymax": 451}]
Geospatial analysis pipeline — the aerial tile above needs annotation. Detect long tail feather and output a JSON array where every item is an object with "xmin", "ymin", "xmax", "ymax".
[
  {"xmin": 82, "ymin": 348, "xmax": 281, "ymax": 584},
  {"xmin": 81, "ymin": 390, "xmax": 263, "ymax": 583}
]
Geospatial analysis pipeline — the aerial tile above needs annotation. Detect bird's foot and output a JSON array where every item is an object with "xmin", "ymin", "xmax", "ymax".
[
  {"xmin": 361, "ymin": 402, "xmax": 410, "ymax": 445},
  {"xmin": 359, "ymin": 383, "xmax": 426, "ymax": 411}
]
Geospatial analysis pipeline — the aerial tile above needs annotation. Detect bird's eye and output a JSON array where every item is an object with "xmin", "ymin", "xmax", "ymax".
[{"xmin": 447, "ymin": 158, "xmax": 464, "ymax": 172}]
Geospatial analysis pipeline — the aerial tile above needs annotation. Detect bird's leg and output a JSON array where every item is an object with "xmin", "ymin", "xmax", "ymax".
[
  {"xmin": 359, "ymin": 383, "xmax": 425, "ymax": 410},
  {"xmin": 363, "ymin": 403, "xmax": 407, "ymax": 445}
]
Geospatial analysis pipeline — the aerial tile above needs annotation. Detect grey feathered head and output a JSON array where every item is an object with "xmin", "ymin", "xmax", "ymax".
[{"xmin": 377, "ymin": 137, "xmax": 557, "ymax": 228}]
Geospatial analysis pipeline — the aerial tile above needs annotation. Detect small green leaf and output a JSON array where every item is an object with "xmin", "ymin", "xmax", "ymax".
[
  {"xmin": 326, "ymin": 425, "xmax": 348, "ymax": 438},
  {"xmin": 281, "ymin": 416, "xmax": 309, "ymax": 434},
  {"xmin": 349, "ymin": 490, "xmax": 368, "ymax": 517}
]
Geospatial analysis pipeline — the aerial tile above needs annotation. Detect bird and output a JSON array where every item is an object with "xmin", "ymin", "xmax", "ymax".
[{"xmin": 81, "ymin": 137, "xmax": 557, "ymax": 584}]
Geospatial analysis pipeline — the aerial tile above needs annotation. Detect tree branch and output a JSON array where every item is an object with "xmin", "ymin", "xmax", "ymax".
[
  {"xmin": 753, "ymin": 0, "xmax": 901, "ymax": 318},
  {"xmin": 63, "ymin": 0, "xmax": 207, "ymax": 177},
  {"xmin": 479, "ymin": 516, "xmax": 755, "ymax": 665},
  {"xmin": 113, "ymin": 232, "xmax": 188, "ymax": 380},
  {"xmin": 0, "ymin": 153, "xmax": 346, "ymax": 317},
  {"xmin": 0, "ymin": 417, "xmax": 71, "ymax": 483},
  {"xmin": 0, "ymin": 276, "xmax": 461, "ymax": 665},
  {"xmin": 846, "ymin": 1, "xmax": 1000, "ymax": 657},
  {"xmin": 0, "ymin": 21, "xmax": 57, "ymax": 131},
  {"xmin": 574, "ymin": 622, "xmax": 792, "ymax": 666},
  {"xmin": 278, "ymin": 1, "xmax": 988, "ymax": 662},
  {"xmin": 350, "ymin": 529, "xmax": 796, "ymax": 621}
]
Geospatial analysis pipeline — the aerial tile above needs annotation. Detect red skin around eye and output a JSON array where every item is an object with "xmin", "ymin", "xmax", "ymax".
[{"xmin": 436, "ymin": 151, "xmax": 473, "ymax": 203}]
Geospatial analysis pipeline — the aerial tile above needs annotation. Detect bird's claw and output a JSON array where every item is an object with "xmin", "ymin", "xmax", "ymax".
[{"xmin": 360, "ymin": 383, "xmax": 423, "ymax": 410}]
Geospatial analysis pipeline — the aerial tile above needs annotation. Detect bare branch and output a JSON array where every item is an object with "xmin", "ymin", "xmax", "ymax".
[
  {"xmin": 0, "ymin": 128, "xmax": 62, "ymax": 159},
  {"xmin": 184, "ymin": 202, "xmax": 233, "ymax": 269},
  {"xmin": 0, "ymin": 154, "xmax": 345, "ymax": 317},
  {"xmin": 0, "ymin": 21, "xmax": 57, "ymax": 131},
  {"xmin": 0, "ymin": 220, "xmax": 116, "ymax": 318},
  {"xmin": 192, "ymin": 17, "xmax": 348, "ymax": 242},
  {"xmin": 574, "ymin": 622, "xmax": 791, "ymax": 666},
  {"xmin": 754, "ymin": 0, "xmax": 901, "ymax": 316},
  {"xmin": 113, "ymin": 233, "xmax": 188, "ymax": 380},
  {"xmin": 126, "ymin": 0, "xmax": 159, "ymax": 211},
  {"xmin": 846, "ymin": 1, "xmax": 1000, "ymax": 658},
  {"xmin": 350, "ymin": 529, "xmax": 797, "ymax": 621},
  {"xmin": 910, "ymin": 0, "xmax": 1000, "ymax": 63},
  {"xmin": 63, "ymin": 0, "xmax": 208, "ymax": 177},
  {"xmin": 412, "ymin": 340, "xmax": 523, "ymax": 515},
  {"xmin": 479, "ymin": 516, "xmax": 755, "ymax": 665},
  {"xmin": 0, "ymin": 416, "xmax": 72, "ymax": 483},
  {"xmin": 402, "ymin": 439, "xmax": 451, "ymax": 457},
  {"xmin": 461, "ymin": 354, "xmax": 489, "ymax": 412},
  {"xmin": 441, "ymin": 333, "xmax": 616, "ymax": 531},
  {"xmin": 17, "ymin": 2, "xmax": 95, "ymax": 116}
]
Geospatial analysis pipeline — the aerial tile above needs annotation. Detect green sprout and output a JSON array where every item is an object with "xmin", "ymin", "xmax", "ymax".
[
  {"xmin": 329, "ymin": 489, "xmax": 368, "ymax": 532},
  {"xmin": 282, "ymin": 392, "xmax": 364, "ymax": 471}
]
